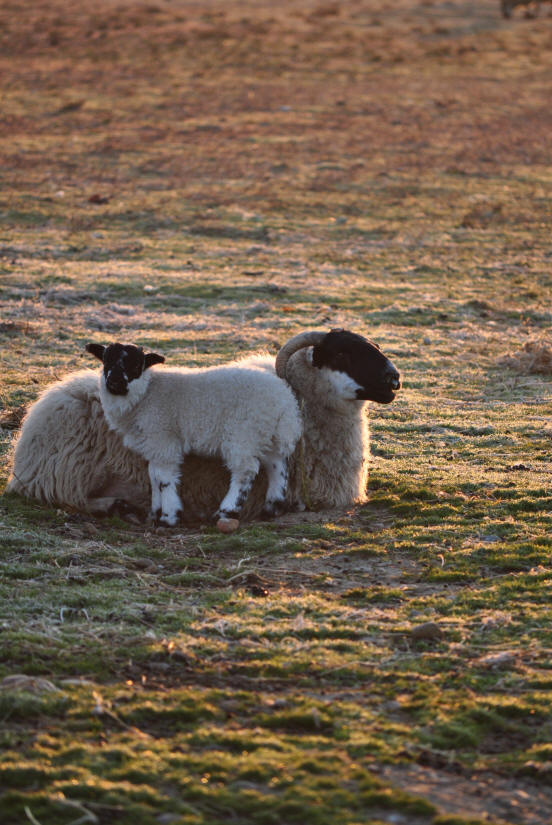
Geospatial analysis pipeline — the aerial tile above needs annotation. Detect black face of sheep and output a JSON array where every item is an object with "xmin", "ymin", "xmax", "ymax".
[
  {"xmin": 312, "ymin": 330, "xmax": 401, "ymax": 404},
  {"xmin": 86, "ymin": 343, "xmax": 165, "ymax": 396}
]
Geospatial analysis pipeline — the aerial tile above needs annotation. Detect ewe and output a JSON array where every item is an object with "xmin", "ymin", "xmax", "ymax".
[
  {"xmin": 6, "ymin": 329, "xmax": 400, "ymax": 524},
  {"xmin": 274, "ymin": 329, "xmax": 400, "ymax": 511}
]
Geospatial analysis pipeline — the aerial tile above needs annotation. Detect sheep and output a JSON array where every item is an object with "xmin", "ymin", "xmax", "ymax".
[
  {"xmin": 84, "ymin": 341, "xmax": 302, "ymax": 527},
  {"xmin": 5, "ymin": 368, "xmax": 152, "ymax": 518},
  {"xmin": 273, "ymin": 329, "xmax": 400, "ymax": 511},
  {"xmin": 6, "ymin": 329, "xmax": 400, "ymax": 523}
]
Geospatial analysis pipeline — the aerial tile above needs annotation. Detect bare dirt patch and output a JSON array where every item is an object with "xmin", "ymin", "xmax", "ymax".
[{"xmin": 381, "ymin": 763, "xmax": 552, "ymax": 825}]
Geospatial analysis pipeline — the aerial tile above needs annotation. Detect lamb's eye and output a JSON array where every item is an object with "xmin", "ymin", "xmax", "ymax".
[{"xmin": 121, "ymin": 358, "xmax": 135, "ymax": 376}]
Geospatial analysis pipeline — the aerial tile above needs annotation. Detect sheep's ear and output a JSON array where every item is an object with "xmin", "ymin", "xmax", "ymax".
[
  {"xmin": 86, "ymin": 343, "xmax": 106, "ymax": 362},
  {"xmin": 144, "ymin": 352, "xmax": 165, "ymax": 369}
]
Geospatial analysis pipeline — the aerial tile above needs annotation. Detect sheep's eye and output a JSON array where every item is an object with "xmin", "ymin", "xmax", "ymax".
[
  {"xmin": 333, "ymin": 352, "xmax": 350, "ymax": 371},
  {"xmin": 126, "ymin": 361, "xmax": 142, "ymax": 379}
]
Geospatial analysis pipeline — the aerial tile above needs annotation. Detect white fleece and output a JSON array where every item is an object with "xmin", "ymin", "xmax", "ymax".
[{"xmin": 98, "ymin": 362, "xmax": 301, "ymax": 525}]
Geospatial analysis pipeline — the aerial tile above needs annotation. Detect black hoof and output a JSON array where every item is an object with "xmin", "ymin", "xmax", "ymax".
[
  {"xmin": 153, "ymin": 509, "xmax": 182, "ymax": 527},
  {"xmin": 149, "ymin": 507, "xmax": 162, "ymax": 524},
  {"xmin": 216, "ymin": 508, "xmax": 241, "ymax": 521},
  {"xmin": 261, "ymin": 499, "xmax": 287, "ymax": 519}
]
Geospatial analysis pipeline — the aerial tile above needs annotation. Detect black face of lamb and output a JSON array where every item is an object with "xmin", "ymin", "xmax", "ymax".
[
  {"xmin": 86, "ymin": 342, "xmax": 165, "ymax": 396},
  {"xmin": 312, "ymin": 329, "xmax": 401, "ymax": 404}
]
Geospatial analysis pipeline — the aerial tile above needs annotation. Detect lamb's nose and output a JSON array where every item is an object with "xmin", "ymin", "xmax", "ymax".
[
  {"xmin": 106, "ymin": 370, "xmax": 128, "ymax": 394},
  {"xmin": 106, "ymin": 381, "xmax": 128, "ymax": 395}
]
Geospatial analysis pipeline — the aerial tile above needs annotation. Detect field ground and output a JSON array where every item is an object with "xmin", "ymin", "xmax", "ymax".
[{"xmin": 1, "ymin": 1, "xmax": 552, "ymax": 823}]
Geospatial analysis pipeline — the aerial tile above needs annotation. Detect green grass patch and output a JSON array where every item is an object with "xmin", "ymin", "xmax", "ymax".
[{"xmin": 2, "ymin": 2, "xmax": 552, "ymax": 822}]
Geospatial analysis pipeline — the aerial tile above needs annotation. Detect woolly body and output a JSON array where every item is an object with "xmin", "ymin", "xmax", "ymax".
[
  {"xmin": 91, "ymin": 347, "xmax": 301, "ymax": 525},
  {"xmin": 6, "ymin": 370, "xmax": 150, "ymax": 514},
  {"xmin": 284, "ymin": 348, "xmax": 369, "ymax": 509},
  {"xmin": 100, "ymin": 363, "xmax": 297, "ymax": 472}
]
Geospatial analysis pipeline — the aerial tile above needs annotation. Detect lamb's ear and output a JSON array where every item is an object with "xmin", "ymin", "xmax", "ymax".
[
  {"xmin": 86, "ymin": 343, "xmax": 106, "ymax": 362},
  {"xmin": 144, "ymin": 352, "xmax": 165, "ymax": 369}
]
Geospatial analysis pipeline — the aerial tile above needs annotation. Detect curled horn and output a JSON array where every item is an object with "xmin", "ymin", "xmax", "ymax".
[{"xmin": 275, "ymin": 330, "xmax": 327, "ymax": 379}]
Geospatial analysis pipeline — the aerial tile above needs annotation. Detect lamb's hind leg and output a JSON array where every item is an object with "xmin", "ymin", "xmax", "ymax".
[
  {"xmin": 216, "ymin": 458, "xmax": 260, "ymax": 521},
  {"xmin": 148, "ymin": 461, "xmax": 183, "ymax": 526},
  {"xmin": 260, "ymin": 450, "xmax": 289, "ymax": 518}
]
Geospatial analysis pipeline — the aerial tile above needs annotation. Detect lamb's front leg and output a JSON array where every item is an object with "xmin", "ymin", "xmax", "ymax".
[{"xmin": 148, "ymin": 461, "xmax": 182, "ymax": 527}]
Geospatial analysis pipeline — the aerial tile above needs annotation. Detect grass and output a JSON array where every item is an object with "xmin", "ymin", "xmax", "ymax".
[{"xmin": 1, "ymin": 1, "xmax": 552, "ymax": 823}]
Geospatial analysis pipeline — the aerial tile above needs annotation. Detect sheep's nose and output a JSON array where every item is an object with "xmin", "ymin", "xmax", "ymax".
[{"xmin": 384, "ymin": 365, "xmax": 401, "ymax": 390}]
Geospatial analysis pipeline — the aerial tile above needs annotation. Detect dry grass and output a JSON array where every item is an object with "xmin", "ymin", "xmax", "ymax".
[
  {"xmin": 499, "ymin": 339, "xmax": 552, "ymax": 374},
  {"xmin": 1, "ymin": 2, "xmax": 552, "ymax": 824}
]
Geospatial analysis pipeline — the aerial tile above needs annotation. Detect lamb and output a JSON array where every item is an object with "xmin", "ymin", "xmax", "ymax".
[
  {"xmin": 84, "ymin": 342, "xmax": 302, "ymax": 527},
  {"xmin": 6, "ymin": 329, "xmax": 400, "ymax": 523}
]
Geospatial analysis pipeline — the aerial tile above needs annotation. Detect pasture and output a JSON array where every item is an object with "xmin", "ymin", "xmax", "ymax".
[{"xmin": 1, "ymin": 1, "xmax": 551, "ymax": 823}]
